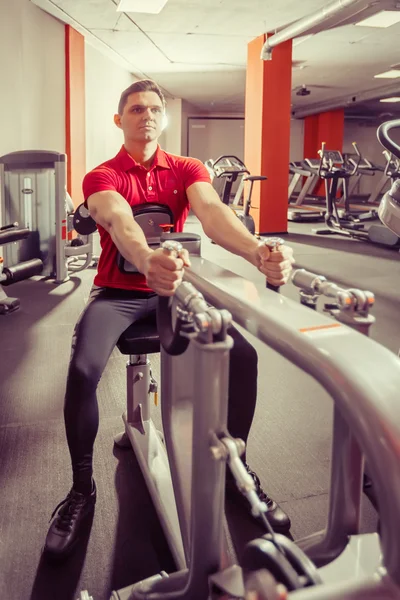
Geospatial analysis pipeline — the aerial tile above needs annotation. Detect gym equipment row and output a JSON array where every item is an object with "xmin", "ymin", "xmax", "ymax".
[
  {"xmin": 288, "ymin": 145, "xmax": 400, "ymax": 216},
  {"xmin": 0, "ymin": 150, "xmax": 95, "ymax": 285},
  {"xmin": 77, "ymin": 229, "xmax": 400, "ymax": 599},
  {"xmin": 0, "ymin": 222, "xmax": 43, "ymax": 313},
  {"xmin": 206, "ymin": 154, "xmax": 324, "ymax": 228},
  {"xmin": 310, "ymin": 121, "xmax": 400, "ymax": 247}
]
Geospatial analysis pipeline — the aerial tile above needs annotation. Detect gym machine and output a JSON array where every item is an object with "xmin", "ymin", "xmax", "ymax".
[
  {"xmin": 367, "ymin": 150, "xmax": 400, "ymax": 205},
  {"xmin": 288, "ymin": 162, "xmax": 325, "ymax": 222},
  {"xmin": 0, "ymin": 150, "xmax": 95, "ymax": 283},
  {"xmin": 0, "ymin": 223, "xmax": 43, "ymax": 313},
  {"xmin": 78, "ymin": 236, "xmax": 400, "ymax": 599},
  {"xmin": 205, "ymin": 155, "xmax": 250, "ymax": 207},
  {"xmin": 336, "ymin": 148, "xmax": 379, "ymax": 222},
  {"xmin": 205, "ymin": 155, "xmax": 264, "ymax": 235},
  {"xmin": 342, "ymin": 154, "xmax": 382, "ymax": 204},
  {"xmin": 312, "ymin": 144, "xmax": 400, "ymax": 247},
  {"xmin": 377, "ymin": 119, "xmax": 400, "ymax": 239},
  {"xmin": 305, "ymin": 143, "xmax": 377, "ymax": 221},
  {"xmin": 288, "ymin": 161, "xmax": 321, "ymax": 207}
]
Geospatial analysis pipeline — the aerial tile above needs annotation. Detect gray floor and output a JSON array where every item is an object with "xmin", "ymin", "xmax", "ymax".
[{"xmin": 1, "ymin": 216, "xmax": 399, "ymax": 600}]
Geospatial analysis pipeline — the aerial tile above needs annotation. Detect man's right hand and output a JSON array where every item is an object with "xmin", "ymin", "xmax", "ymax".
[{"xmin": 139, "ymin": 247, "xmax": 191, "ymax": 296}]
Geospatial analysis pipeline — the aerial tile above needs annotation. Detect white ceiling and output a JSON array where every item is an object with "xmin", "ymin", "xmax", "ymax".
[{"xmin": 32, "ymin": 0, "xmax": 400, "ymax": 118}]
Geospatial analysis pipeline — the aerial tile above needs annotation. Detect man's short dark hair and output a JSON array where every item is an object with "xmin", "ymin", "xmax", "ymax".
[{"xmin": 118, "ymin": 79, "xmax": 166, "ymax": 115}]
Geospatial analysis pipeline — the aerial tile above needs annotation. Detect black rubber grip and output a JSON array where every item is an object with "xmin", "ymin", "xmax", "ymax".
[
  {"xmin": 0, "ymin": 226, "xmax": 30, "ymax": 246},
  {"xmin": 156, "ymin": 296, "xmax": 190, "ymax": 356},
  {"xmin": 267, "ymin": 282, "xmax": 280, "ymax": 293}
]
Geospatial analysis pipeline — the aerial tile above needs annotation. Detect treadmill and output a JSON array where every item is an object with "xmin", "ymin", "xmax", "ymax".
[{"xmin": 288, "ymin": 162, "xmax": 325, "ymax": 222}]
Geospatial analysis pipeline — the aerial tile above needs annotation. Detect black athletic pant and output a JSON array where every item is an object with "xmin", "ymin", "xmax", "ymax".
[{"xmin": 64, "ymin": 286, "xmax": 258, "ymax": 494}]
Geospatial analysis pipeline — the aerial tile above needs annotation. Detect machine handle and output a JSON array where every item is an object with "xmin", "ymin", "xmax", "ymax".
[
  {"xmin": 317, "ymin": 142, "xmax": 326, "ymax": 178},
  {"xmin": 0, "ymin": 222, "xmax": 19, "ymax": 231},
  {"xmin": 350, "ymin": 141, "xmax": 362, "ymax": 176},
  {"xmin": 262, "ymin": 238, "xmax": 286, "ymax": 293},
  {"xmin": 377, "ymin": 119, "xmax": 400, "ymax": 159},
  {"xmin": 212, "ymin": 155, "xmax": 247, "ymax": 170}
]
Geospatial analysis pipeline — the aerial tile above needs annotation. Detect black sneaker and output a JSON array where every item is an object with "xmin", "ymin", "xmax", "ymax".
[
  {"xmin": 226, "ymin": 465, "xmax": 291, "ymax": 534},
  {"xmin": 43, "ymin": 481, "xmax": 96, "ymax": 561}
]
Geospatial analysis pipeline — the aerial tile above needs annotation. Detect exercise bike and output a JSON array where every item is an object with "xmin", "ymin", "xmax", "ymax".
[
  {"xmin": 206, "ymin": 155, "xmax": 265, "ymax": 235},
  {"xmin": 77, "ymin": 203, "xmax": 400, "ymax": 599},
  {"xmin": 313, "ymin": 143, "xmax": 400, "ymax": 248}
]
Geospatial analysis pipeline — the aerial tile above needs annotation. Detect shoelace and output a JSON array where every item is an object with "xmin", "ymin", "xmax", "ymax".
[
  {"xmin": 49, "ymin": 491, "xmax": 85, "ymax": 532},
  {"xmin": 245, "ymin": 465, "xmax": 274, "ymax": 507}
]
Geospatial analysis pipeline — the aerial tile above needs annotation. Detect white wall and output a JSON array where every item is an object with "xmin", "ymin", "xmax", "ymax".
[
  {"xmin": 188, "ymin": 118, "xmax": 245, "ymax": 163},
  {"xmin": 344, "ymin": 122, "xmax": 386, "ymax": 164},
  {"xmin": 289, "ymin": 119, "xmax": 305, "ymax": 162},
  {"xmin": 85, "ymin": 42, "xmax": 136, "ymax": 171},
  {"xmin": 0, "ymin": 0, "xmax": 65, "ymax": 157},
  {"xmin": 159, "ymin": 98, "xmax": 182, "ymax": 156},
  {"xmin": 185, "ymin": 113, "xmax": 305, "ymax": 165},
  {"xmin": 181, "ymin": 100, "xmax": 203, "ymax": 156}
]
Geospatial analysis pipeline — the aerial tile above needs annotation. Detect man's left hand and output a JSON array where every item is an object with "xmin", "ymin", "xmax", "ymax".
[{"xmin": 255, "ymin": 242, "xmax": 295, "ymax": 287}]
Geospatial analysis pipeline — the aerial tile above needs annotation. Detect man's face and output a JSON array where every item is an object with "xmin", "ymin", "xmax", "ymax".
[{"xmin": 114, "ymin": 91, "xmax": 165, "ymax": 143}]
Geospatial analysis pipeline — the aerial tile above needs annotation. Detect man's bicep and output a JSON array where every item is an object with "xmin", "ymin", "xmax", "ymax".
[
  {"xmin": 87, "ymin": 191, "xmax": 133, "ymax": 230},
  {"xmin": 186, "ymin": 181, "xmax": 221, "ymax": 220}
]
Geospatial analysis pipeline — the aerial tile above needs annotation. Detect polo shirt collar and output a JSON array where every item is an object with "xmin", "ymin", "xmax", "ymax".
[{"xmin": 117, "ymin": 145, "xmax": 170, "ymax": 171}]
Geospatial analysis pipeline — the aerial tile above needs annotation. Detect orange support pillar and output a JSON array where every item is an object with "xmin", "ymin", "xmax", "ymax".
[
  {"xmin": 65, "ymin": 25, "xmax": 86, "ymax": 207},
  {"xmin": 303, "ymin": 110, "xmax": 345, "ymax": 196},
  {"xmin": 245, "ymin": 35, "xmax": 292, "ymax": 235}
]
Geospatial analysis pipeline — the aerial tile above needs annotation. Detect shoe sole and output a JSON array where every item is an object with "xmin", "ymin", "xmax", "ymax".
[{"xmin": 42, "ymin": 536, "xmax": 80, "ymax": 564}]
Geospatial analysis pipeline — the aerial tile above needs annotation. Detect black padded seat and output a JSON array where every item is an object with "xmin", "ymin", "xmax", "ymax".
[{"xmin": 116, "ymin": 313, "xmax": 160, "ymax": 355}]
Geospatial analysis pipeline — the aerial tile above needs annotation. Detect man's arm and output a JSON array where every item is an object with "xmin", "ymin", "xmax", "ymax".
[
  {"xmin": 187, "ymin": 182, "xmax": 294, "ymax": 286},
  {"xmin": 87, "ymin": 190, "xmax": 189, "ymax": 295},
  {"xmin": 87, "ymin": 190, "xmax": 153, "ymax": 270}
]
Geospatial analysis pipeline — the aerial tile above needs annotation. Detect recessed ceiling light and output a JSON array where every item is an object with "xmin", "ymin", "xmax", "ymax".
[
  {"xmin": 356, "ymin": 10, "xmax": 400, "ymax": 28},
  {"xmin": 116, "ymin": 0, "xmax": 168, "ymax": 14},
  {"xmin": 380, "ymin": 97, "xmax": 400, "ymax": 103},
  {"xmin": 374, "ymin": 70, "xmax": 400, "ymax": 79}
]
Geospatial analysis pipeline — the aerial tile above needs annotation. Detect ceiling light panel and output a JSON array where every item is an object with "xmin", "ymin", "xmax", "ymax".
[
  {"xmin": 116, "ymin": 0, "xmax": 168, "ymax": 14},
  {"xmin": 375, "ymin": 70, "xmax": 400, "ymax": 79},
  {"xmin": 355, "ymin": 10, "xmax": 400, "ymax": 28}
]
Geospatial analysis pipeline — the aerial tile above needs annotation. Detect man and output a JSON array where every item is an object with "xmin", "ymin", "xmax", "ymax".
[{"xmin": 44, "ymin": 79, "xmax": 295, "ymax": 561}]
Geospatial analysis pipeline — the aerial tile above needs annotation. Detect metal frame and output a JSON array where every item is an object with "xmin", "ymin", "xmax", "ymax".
[
  {"xmin": 113, "ymin": 320, "xmax": 234, "ymax": 600},
  {"xmin": 115, "ymin": 352, "xmax": 186, "ymax": 571},
  {"xmin": 184, "ymin": 257, "xmax": 400, "ymax": 593},
  {"xmin": 104, "ymin": 256, "xmax": 400, "ymax": 600}
]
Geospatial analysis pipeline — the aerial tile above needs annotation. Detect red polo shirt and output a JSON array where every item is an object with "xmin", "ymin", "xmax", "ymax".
[{"xmin": 82, "ymin": 145, "xmax": 211, "ymax": 291}]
